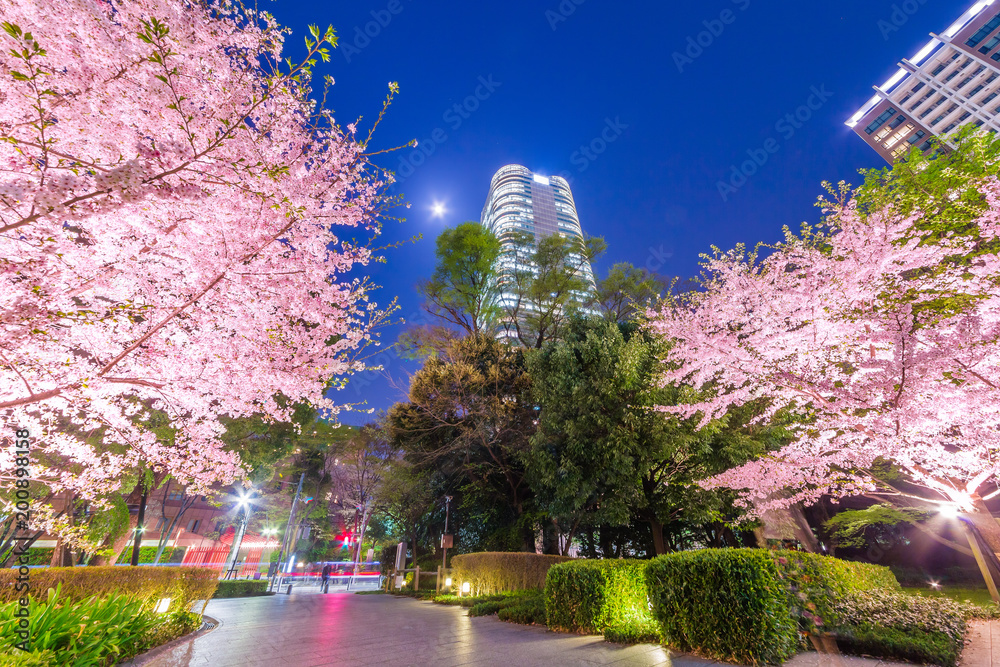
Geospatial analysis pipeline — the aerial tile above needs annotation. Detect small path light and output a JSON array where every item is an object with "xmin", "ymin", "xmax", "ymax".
[{"xmin": 154, "ymin": 598, "xmax": 172, "ymax": 614}]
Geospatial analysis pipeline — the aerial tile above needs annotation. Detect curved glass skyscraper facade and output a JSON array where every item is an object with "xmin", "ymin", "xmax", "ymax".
[{"xmin": 480, "ymin": 164, "xmax": 597, "ymax": 325}]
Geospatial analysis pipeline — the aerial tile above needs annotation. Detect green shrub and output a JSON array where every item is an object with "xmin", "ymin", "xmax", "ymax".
[
  {"xmin": 213, "ymin": 579, "xmax": 268, "ymax": 598},
  {"xmin": 432, "ymin": 594, "xmax": 462, "ymax": 605},
  {"xmin": 769, "ymin": 550, "xmax": 898, "ymax": 634},
  {"xmin": 0, "ymin": 566, "xmax": 218, "ymax": 613},
  {"xmin": 497, "ymin": 595, "xmax": 546, "ymax": 625},
  {"xmin": 19, "ymin": 550, "xmax": 53, "ymax": 567},
  {"xmin": 451, "ymin": 552, "xmax": 572, "ymax": 596},
  {"xmin": 603, "ymin": 616, "xmax": 662, "ymax": 645},
  {"xmin": 646, "ymin": 549, "xmax": 798, "ymax": 665},
  {"xmin": 0, "ymin": 586, "xmax": 159, "ymax": 666},
  {"xmin": 0, "ymin": 650, "xmax": 59, "ymax": 666},
  {"xmin": 133, "ymin": 547, "xmax": 185, "ymax": 564},
  {"xmin": 469, "ymin": 600, "xmax": 507, "ymax": 617},
  {"xmin": 545, "ymin": 559, "xmax": 650, "ymax": 634},
  {"xmin": 830, "ymin": 590, "xmax": 966, "ymax": 666}
]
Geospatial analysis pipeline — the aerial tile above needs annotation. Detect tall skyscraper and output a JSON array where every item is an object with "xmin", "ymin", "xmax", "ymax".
[
  {"xmin": 480, "ymin": 165, "xmax": 597, "ymax": 332},
  {"xmin": 846, "ymin": 0, "xmax": 1000, "ymax": 162}
]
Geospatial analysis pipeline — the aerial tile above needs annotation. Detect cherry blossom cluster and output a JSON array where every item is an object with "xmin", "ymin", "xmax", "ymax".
[
  {"xmin": 0, "ymin": 0, "xmax": 392, "ymax": 502},
  {"xmin": 648, "ymin": 180, "xmax": 1000, "ymax": 515}
]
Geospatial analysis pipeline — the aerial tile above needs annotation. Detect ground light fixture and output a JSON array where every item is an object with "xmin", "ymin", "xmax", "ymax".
[
  {"xmin": 445, "ymin": 578, "xmax": 453, "ymax": 587},
  {"xmin": 461, "ymin": 582, "xmax": 471, "ymax": 594},
  {"xmin": 154, "ymin": 598, "xmax": 171, "ymax": 614}
]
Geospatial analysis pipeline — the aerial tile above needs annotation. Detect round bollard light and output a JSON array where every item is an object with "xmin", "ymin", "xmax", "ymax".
[
  {"xmin": 445, "ymin": 577, "xmax": 453, "ymax": 588},
  {"xmin": 461, "ymin": 582, "xmax": 471, "ymax": 594}
]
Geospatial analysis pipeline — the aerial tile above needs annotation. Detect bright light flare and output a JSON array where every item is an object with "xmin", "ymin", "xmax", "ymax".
[
  {"xmin": 929, "ymin": 580, "xmax": 941, "ymax": 589},
  {"xmin": 431, "ymin": 202, "xmax": 447, "ymax": 218},
  {"xmin": 939, "ymin": 504, "xmax": 960, "ymax": 519}
]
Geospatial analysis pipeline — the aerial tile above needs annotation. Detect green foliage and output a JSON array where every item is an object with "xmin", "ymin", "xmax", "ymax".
[
  {"xmin": 832, "ymin": 590, "xmax": 968, "ymax": 667},
  {"xmin": 417, "ymin": 221, "xmax": 502, "ymax": 336},
  {"xmin": 501, "ymin": 230, "xmax": 606, "ymax": 349},
  {"xmin": 496, "ymin": 594, "xmax": 546, "ymax": 625},
  {"xmin": 835, "ymin": 626, "xmax": 959, "ymax": 667},
  {"xmin": 645, "ymin": 549, "xmax": 902, "ymax": 664},
  {"xmin": 544, "ymin": 559, "xmax": 650, "ymax": 634},
  {"xmin": 134, "ymin": 546, "xmax": 185, "ymax": 564},
  {"xmin": 0, "ymin": 650, "xmax": 59, "ymax": 666},
  {"xmin": 0, "ymin": 566, "xmax": 218, "ymax": 612},
  {"xmin": 771, "ymin": 550, "xmax": 901, "ymax": 633},
  {"xmin": 646, "ymin": 549, "xmax": 800, "ymax": 665},
  {"xmin": 213, "ymin": 580, "xmax": 269, "ymax": 598},
  {"xmin": 596, "ymin": 263, "xmax": 666, "ymax": 323},
  {"xmin": 0, "ymin": 586, "xmax": 159, "ymax": 666},
  {"xmin": 602, "ymin": 616, "xmax": 662, "ymax": 645},
  {"xmin": 451, "ymin": 552, "xmax": 572, "ymax": 596},
  {"xmin": 824, "ymin": 504, "xmax": 929, "ymax": 549}
]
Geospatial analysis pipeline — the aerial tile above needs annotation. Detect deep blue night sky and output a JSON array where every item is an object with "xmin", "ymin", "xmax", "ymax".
[{"xmin": 262, "ymin": 0, "xmax": 969, "ymax": 423}]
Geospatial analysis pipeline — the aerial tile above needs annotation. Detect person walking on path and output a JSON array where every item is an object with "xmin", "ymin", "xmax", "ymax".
[{"xmin": 321, "ymin": 563, "xmax": 332, "ymax": 592}]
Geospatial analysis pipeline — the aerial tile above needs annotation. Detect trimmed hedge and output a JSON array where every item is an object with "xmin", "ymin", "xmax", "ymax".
[
  {"xmin": 545, "ymin": 559, "xmax": 650, "ymax": 634},
  {"xmin": 213, "ymin": 579, "xmax": 269, "ymax": 598},
  {"xmin": 773, "ymin": 550, "xmax": 900, "ymax": 633},
  {"xmin": 645, "ymin": 549, "xmax": 902, "ymax": 665},
  {"xmin": 451, "ymin": 552, "xmax": 572, "ymax": 596},
  {"xmin": 0, "ymin": 566, "xmax": 218, "ymax": 613},
  {"xmin": 647, "ymin": 549, "xmax": 798, "ymax": 665}
]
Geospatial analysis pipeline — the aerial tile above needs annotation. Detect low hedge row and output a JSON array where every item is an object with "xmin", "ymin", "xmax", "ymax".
[
  {"xmin": 647, "ymin": 549, "xmax": 798, "ymax": 665},
  {"xmin": 213, "ymin": 579, "xmax": 269, "ymax": 598},
  {"xmin": 0, "ymin": 566, "xmax": 218, "ymax": 613},
  {"xmin": 545, "ymin": 559, "xmax": 650, "ymax": 634},
  {"xmin": 645, "ymin": 549, "xmax": 904, "ymax": 665},
  {"xmin": 451, "ymin": 552, "xmax": 572, "ymax": 596}
]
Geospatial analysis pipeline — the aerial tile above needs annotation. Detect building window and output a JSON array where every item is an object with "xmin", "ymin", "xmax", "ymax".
[
  {"xmin": 969, "ymin": 85, "xmax": 985, "ymax": 97},
  {"xmin": 982, "ymin": 92, "xmax": 999, "ymax": 104},
  {"xmin": 981, "ymin": 36, "xmax": 1000, "ymax": 53},
  {"xmin": 966, "ymin": 15, "xmax": 1000, "ymax": 48},
  {"xmin": 958, "ymin": 111, "xmax": 971, "ymax": 122},
  {"xmin": 864, "ymin": 108, "xmax": 897, "ymax": 134},
  {"xmin": 932, "ymin": 63, "xmax": 946, "ymax": 76},
  {"xmin": 907, "ymin": 130, "xmax": 927, "ymax": 144},
  {"xmin": 166, "ymin": 491, "xmax": 184, "ymax": 501},
  {"xmin": 942, "ymin": 123, "xmax": 957, "ymax": 133},
  {"xmin": 153, "ymin": 517, "xmax": 165, "ymax": 533},
  {"xmin": 186, "ymin": 519, "xmax": 200, "ymax": 533},
  {"xmin": 993, "ymin": 52, "xmax": 1000, "ymax": 62}
]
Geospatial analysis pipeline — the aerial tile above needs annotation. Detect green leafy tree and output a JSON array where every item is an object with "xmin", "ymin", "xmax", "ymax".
[
  {"xmin": 417, "ymin": 222, "xmax": 502, "ymax": 335},
  {"xmin": 501, "ymin": 232, "xmax": 606, "ymax": 349},
  {"xmin": 528, "ymin": 318, "xmax": 784, "ymax": 555},
  {"xmin": 387, "ymin": 334, "xmax": 538, "ymax": 551},
  {"xmin": 596, "ymin": 263, "xmax": 667, "ymax": 323}
]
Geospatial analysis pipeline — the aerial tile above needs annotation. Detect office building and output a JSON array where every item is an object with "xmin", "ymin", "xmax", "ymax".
[
  {"xmin": 847, "ymin": 0, "xmax": 1000, "ymax": 161},
  {"xmin": 480, "ymin": 165, "xmax": 597, "ymax": 330}
]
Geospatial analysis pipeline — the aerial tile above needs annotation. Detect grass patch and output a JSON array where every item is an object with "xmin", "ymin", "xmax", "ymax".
[
  {"xmin": 213, "ymin": 579, "xmax": 269, "ymax": 598},
  {"xmin": 497, "ymin": 594, "xmax": 546, "ymax": 625},
  {"xmin": 836, "ymin": 625, "xmax": 960, "ymax": 667},
  {"xmin": 904, "ymin": 586, "xmax": 1000, "ymax": 614}
]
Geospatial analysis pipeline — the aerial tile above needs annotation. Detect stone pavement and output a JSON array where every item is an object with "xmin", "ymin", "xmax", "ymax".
[
  {"xmin": 137, "ymin": 594, "xmax": 920, "ymax": 667},
  {"xmin": 961, "ymin": 620, "xmax": 1000, "ymax": 666}
]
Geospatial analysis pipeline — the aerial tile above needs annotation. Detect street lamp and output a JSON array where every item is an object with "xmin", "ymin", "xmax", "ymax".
[{"xmin": 223, "ymin": 489, "xmax": 256, "ymax": 580}]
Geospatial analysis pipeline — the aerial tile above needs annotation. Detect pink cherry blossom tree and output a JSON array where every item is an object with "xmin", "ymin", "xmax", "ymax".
[
  {"xmin": 647, "ymin": 180, "xmax": 1000, "ymax": 549},
  {"xmin": 0, "ymin": 0, "xmax": 397, "ymax": 508}
]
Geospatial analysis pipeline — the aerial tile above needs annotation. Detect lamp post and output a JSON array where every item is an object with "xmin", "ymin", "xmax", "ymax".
[
  {"xmin": 441, "ymin": 495, "xmax": 452, "ymax": 571},
  {"xmin": 223, "ymin": 491, "xmax": 254, "ymax": 580},
  {"xmin": 270, "ymin": 473, "xmax": 305, "ymax": 592}
]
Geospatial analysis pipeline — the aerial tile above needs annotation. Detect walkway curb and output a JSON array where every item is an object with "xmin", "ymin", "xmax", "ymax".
[{"xmin": 119, "ymin": 614, "xmax": 222, "ymax": 666}]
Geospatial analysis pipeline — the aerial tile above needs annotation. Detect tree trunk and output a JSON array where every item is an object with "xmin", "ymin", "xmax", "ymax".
[
  {"xmin": 649, "ymin": 519, "xmax": 666, "ymax": 556},
  {"xmin": 542, "ymin": 519, "xmax": 560, "ymax": 555},
  {"xmin": 89, "ymin": 513, "xmax": 137, "ymax": 566},
  {"xmin": 960, "ymin": 497, "xmax": 1000, "ymax": 603},
  {"xmin": 521, "ymin": 524, "xmax": 536, "ymax": 553},
  {"xmin": 791, "ymin": 503, "xmax": 820, "ymax": 553},
  {"xmin": 49, "ymin": 492, "xmax": 75, "ymax": 567},
  {"xmin": 129, "ymin": 485, "xmax": 148, "ymax": 566}
]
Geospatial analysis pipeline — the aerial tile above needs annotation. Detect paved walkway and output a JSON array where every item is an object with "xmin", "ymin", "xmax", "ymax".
[
  {"xmin": 961, "ymin": 620, "xmax": 1000, "ymax": 666},
  {"xmin": 139, "ymin": 594, "xmax": 921, "ymax": 667}
]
